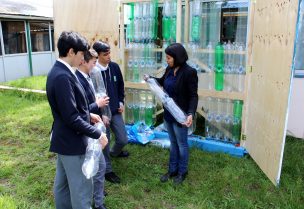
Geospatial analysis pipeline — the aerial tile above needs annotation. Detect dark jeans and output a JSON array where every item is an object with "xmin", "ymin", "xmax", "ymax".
[{"xmin": 164, "ymin": 120, "xmax": 189, "ymax": 175}]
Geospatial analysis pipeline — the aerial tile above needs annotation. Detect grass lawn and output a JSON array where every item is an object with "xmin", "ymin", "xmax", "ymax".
[
  {"xmin": 0, "ymin": 90, "xmax": 303, "ymax": 209},
  {"xmin": 1, "ymin": 76, "xmax": 47, "ymax": 91}
]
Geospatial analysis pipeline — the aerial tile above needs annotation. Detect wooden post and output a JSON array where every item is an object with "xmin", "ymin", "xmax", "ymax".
[
  {"xmin": 184, "ymin": 0, "xmax": 190, "ymax": 43},
  {"xmin": 176, "ymin": 0, "xmax": 182, "ymax": 42}
]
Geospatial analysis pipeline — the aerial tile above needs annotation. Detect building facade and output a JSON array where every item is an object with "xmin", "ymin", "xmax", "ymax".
[{"xmin": 0, "ymin": 0, "xmax": 55, "ymax": 82}]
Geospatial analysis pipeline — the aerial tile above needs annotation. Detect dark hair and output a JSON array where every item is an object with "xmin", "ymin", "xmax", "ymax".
[
  {"xmin": 83, "ymin": 49, "xmax": 98, "ymax": 62},
  {"xmin": 92, "ymin": 41, "xmax": 110, "ymax": 55},
  {"xmin": 165, "ymin": 43, "xmax": 188, "ymax": 67},
  {"xmin": 57, "ymin": 31, "xmax": 89, "ymax": 57}
]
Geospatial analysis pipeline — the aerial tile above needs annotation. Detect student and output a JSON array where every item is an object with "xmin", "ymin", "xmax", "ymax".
[
  {"xmin": 93, "ymin": 41, "xmax": 129, "ymax": 184},
  {"xmin": 46, "ymin": 31, "xmax": 108, "ymax": 209},
  {"xmin": 76, "ymin": 49, "xmax": 109, "ymax": 209}
]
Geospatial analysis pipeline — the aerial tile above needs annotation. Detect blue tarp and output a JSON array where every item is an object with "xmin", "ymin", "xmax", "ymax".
[{"xmin": 126, "ymin": 125, "xmax": 247, "ymax": 157}]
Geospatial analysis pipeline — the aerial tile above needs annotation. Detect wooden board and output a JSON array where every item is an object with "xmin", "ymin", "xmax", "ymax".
[
  {"xmin": 53, "ymin": 0, "xmax": 120, "ymax": 63},
  {"xmin": 243, "ymin": 0, "xmax": 298, "ymax": 185}
]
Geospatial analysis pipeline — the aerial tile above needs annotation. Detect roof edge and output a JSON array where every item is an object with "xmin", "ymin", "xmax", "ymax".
[{"xmin": 0, "ymin": 13, "xmax": 53, "ymax": 21}]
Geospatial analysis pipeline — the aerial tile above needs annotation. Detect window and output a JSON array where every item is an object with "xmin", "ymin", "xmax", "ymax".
[
  {"xmin": 50, "ymin": 23, "xmax": 54, "ymax": 51},
  {"xmin": 1, "ymin": 21, "xmax": 27, "ymax": 54},
  {"xmin": 30, "ymin": 22, "xmax": 50, "ymax": 52},
  {"xmin": 0, "ymin": 39, "xmax": 2, "ymax": 56}
]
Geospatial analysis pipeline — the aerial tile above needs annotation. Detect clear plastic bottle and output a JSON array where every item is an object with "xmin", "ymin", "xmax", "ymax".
[
  {"xmin": 133, "ymin": 43, "xmax": 140, "ymax": 82},
  {"xmin": 125, "ymin": 88, "xmax": 134, "ymax": 124},
  {"xmin": 139, "ymin": 43, "xmax": 146, "ymax": 83},
  {"xmin": 142, "ymin": 2, "xmax": 149, "ymax": 19},
  {"xmin": 82, "ymin": 138, "xmax": 101, "ymax": 179},
  {"xmin": 90, "ymin": 67, "xmax": 112, "ymax": 120},
  {"xmin": 139, "ymin": 90, "xmax": 146, "ymax": 123},
  {"xmin": 163, "ymin": 96, "xmax": 187, "ymax": 124},
  {"xmin": 82, "ymin": 122, "xmax": 106, "ymax": 179},
  {"xmin": 207, "ymin": 42, "xmax": 214, "ymax": 90},
  {"xmin": 145, "ymin": 92, "xmax": 154, "ymax": 127},
  {"xmin": 191, "ymin": 0, "xmax": 201, "ymax": 42},
  {"xmin": 236, "ymin": 43, "xmax": 245, "ymax": 92},
  {"xmin": 205, "ymin": 97, "xmax": 215, "ymax": 138},
  {"xmin": 142, "ymin": 18, "xmax": 148, "ymax": 42},
  {"xmin": 192, "ymin": 43, "xmax": 200, "ymax": 71},
  {"xmin": 162, "ymin": 42, "xmax": 169, "ymax": 69},
  {"xmin": 224, "ymin": 42, "xmax": 232, "ymax": 92},
  {"xmin": 215, "ymin": 98, "xmax": 224, "ymax": 140},
  {"xmin": 133, "ymin": 89, "xmax": 140, "ymax": 122},
  {"xmin": 170, "ymin": 0, "xmax": 177, "ymax": 42},
  {"xmin": 146, "ymin": 78, "xmax": 186, "ymax": 124},
  {"xmin": 231, "ymin": 42, "xmax": 238, "ymax": 91},
  {"xmin": 223, "ymin": 99, "xmax": 233, "ymax": 141},
  {"xmin": 127, "ymin": 43, "xmax": 133, "ymax": 82}
]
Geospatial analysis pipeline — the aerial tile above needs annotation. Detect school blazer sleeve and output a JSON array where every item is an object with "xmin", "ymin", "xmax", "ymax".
[
  {"xmin": 186, "ymin": 69, "xmax": 198, "ymax": 116},
  {"xmin": 116, "ymin": 66, "xmax": 125, "ymax": 104},
  {"xmin": 89, "ymin": 102, "xmax": 100, "ymax": 115}
]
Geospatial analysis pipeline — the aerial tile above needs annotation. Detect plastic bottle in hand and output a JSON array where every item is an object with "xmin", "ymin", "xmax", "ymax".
[
  {"xmin": 163, "ymin": 95, "xmax": 187, "ymax": 124},
  {"xmin": 82, "ymin": 138, "xmax": 102, "ymax": 179},
  {"xmin": 82, "ymin": 122, "xmax": 106, "ymax": 179}
]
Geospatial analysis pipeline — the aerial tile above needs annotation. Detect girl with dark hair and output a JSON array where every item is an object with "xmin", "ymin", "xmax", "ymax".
[{"xmin": 148, "ymin": 43, "xmax": 198, "ymax": 184}]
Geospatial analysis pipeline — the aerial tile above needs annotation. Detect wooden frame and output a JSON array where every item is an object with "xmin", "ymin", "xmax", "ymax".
[
  {"xmin": 119, "ymin": 0, "xmax": 298, "ymax": 186},
  {"xmin": 242, "ymin": 0, "xmax": 298, "ymax": 185},
  {"xmin": 53, "ymin": 0, "xmax": 120, "ymax": 62}
]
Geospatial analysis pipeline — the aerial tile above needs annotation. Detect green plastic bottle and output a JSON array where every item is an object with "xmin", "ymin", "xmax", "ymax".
[
  {"xmin": 129, "ymin": 3, "xmax": 134, "ymax": 20},
  {"xmin": 127, "ymin": 3, "xmax": 135, "ymax": 41},
  {"xmin": 162, "ymin": 17, "xmax": 171, "ymax": 41},
  {"xmin": 152, "ymin": 0, "xmax": 158, "ymax": 39},
  {"xmin": 145, "ymin": 106, "xmax": 154, "ymax": 127},
  {"xmin": 215, "ymin": 42, "xmax": 224, "ymax": 69},
  {"xmin": 191, "ymin": 16, "xmax": 201, "ymax": 42},
  {"xmin": 233, "ymin": 100, "xmax": 243, "ymax": 119},
  {"xmin": 232, "ymin": 100, "xmax": 243, "ymax": 143},
  {"xmin": 215, "ymin": 68, "xmax": 224, "ymax": 91},
  {"xmin": 171, "ymin": 16, "xmax": 176, "ymax": 42},
  {"xmin": 214, "ymin": 42, "xmax": 224, "ymax": 91}
]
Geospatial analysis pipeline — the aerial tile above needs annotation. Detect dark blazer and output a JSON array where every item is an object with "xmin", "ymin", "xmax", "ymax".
[
  {"xmin": 156, "ymin": 63, "xmax": 198, "ymax": 116},
  {"xmin": 76, "ymin": 70, "xmax": 100, "ymax": 115},
  {"xmin": 101, "ymin": 62, "xmax": 125, "ymax": 115},
  {"xmin": 46, "ymin": 61, "xmax": 101, "ymax": 155}
]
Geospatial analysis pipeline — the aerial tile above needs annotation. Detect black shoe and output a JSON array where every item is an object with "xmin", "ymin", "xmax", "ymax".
[
  {"xmin": 104, "ymin": 190, "xmax": 108, "ymax": 197},
  {"xmin": 160, "ymin": 171, "xmax": 178, "ymax": 183},
  {"xmin": 94, "ymin": 204, "xmax": 107, "ymax": 209},
  {"xmin": 105, "ymin": 172, "xmax": 121, "ymax": 184},
  {"xmin": 111, "ymin": 150, "xmax": 129, "ymax": 158},
  {"xmin": 173, "ymin": 172, "xmax": 188, "ymax": 185}
]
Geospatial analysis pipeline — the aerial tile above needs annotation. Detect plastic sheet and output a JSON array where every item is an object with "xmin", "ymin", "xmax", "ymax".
[{"xmin": 127, "ymin": 122, "xmax": 155, "ymax": 145}]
